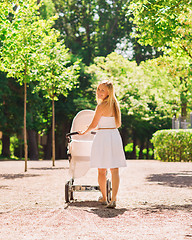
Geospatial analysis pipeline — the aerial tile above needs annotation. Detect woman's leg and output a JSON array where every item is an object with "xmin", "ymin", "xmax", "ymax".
[
  {"xmin": 110, "ymin": 168, "xmax": 120, "ymax": 202},
  {"xmin": 98, "ymin": 168, "xmax": 107, "ymax": 201}
]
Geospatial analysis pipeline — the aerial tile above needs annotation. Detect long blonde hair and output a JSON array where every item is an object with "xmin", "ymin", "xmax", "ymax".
[{"xmin": 96, "ymin": 80, "xmax": 121, "ymax": 128}]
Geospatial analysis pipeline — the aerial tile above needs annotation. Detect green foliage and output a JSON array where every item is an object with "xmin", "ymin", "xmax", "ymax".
[
  {"xmin": 141, "ymin": 55, "xmax": 192, "ymax": 118},
  {"xmin": 0, "ymin": 135, "xmax": 20, "ymax": 160},
  {"xmin": 27, "ymin": 86, "xmax": 52, "ymax": 133},
  {"xmin": 54, "ymin": 61, "xmax": 96, "ymax": 127},
  {"xmin": 39, "ymin": 0, "xmax": 56, "ymax": 19},
  {"xmin": 124, "ymin": 143, "xmax": 153, "ymax": 159},
  {"xmin": 0, "ymin": 0, "xmax": 58, "ymax": 84},
  {"xmin": 2, "ymin": 0, "xmax": 190, "ymax": 161},
  {"xmin": 34, "ymin": 39, "xmax": 81, "ymax": 101},
  {"xmin": 130, "ymin": 0, "xmax": 192, "ymax": 117},
  {"xmin": 130, "ymin": 0, "xmax": 192, "ymax": 59},
  {"xmin": 53, "ymin": 0, "xmax": 132, "ymax": 64},
  {"xmin": 142, "ymin": 148, "xmax": 153, "ymax": 159},
  {"xmin": 124, "ymin": 143, "xmax": 140, "ymax": 159},
  {"xmin": 151, "ymin": 129, "xmax": 192, "ymax": 162},
  {"xmin": 0, "ymin": 2, "xmax": 10, "ymax": 44},
  {"xmin": 0, "ymin": 72, "xmax": 23, "ymax": 134},
  {"xmin": 87, "ymin": 52, "xmax": 172, "ymax": 150},
  {"xmin": 87, "ymin": 52, "xmax": 170, "ymax": 122}
]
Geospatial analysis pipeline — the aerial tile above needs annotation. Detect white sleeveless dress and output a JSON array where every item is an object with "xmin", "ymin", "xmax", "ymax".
[{"xmin": 90, "ymin": 116, "xmax": 127, "ymax": 168}]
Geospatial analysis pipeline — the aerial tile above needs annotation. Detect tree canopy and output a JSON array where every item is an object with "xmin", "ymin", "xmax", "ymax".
[
  {"xmin": 53, "ymin": 0, "xmax": 132, "ymax": 64},
  {"xmin": 1, "ymin": 0, "xmax": 190, "ymax": 162},
  {"xmin": 0, "ymin": 0, "xmax": 80, "ymax": 168},
  {"xmin": 130, "ymin": 0, "xmax": 192, "ymax": 59}
]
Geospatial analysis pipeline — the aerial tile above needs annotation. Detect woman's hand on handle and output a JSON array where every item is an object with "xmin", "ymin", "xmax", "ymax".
[{"xmin": 78, "ymin": 130, "xmax": 86, "ymax": 135}]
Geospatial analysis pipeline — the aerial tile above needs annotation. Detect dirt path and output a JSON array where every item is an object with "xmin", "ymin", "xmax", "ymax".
[{"xmin": 0, "ymin": 160, "xmax": 192, "ymax": 240}]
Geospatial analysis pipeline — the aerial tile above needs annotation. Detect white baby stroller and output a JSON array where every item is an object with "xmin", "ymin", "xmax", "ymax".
[{"xmin": 65, "ymin": 110, "xmax": 112, "ymax": 203}]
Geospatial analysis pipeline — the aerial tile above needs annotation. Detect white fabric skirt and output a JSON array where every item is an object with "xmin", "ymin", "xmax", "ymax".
[{"xmin": 90, "ymin": 129, "xmax": 127, "ymax": 169}]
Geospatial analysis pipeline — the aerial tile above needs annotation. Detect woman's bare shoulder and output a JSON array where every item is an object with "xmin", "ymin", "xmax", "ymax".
[
  {"xmin": 98, "ymin": 101, "xmax": 108, "ymax": 108},
  {"xmin": 95, "ymin": 103, "xmax": 105, "ymax": 112},
  {"xmin": 95, "ymin": 102, "xmax": 108, "ymax": 115}
]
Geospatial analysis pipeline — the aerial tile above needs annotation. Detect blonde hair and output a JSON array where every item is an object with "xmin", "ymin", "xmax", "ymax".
[{"xmin": 96, "ymin": 80, "xmax": 121, "ymax": 128}]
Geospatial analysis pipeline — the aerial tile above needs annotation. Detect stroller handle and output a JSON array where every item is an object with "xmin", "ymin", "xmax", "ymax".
[
  {"xmin": 66, "ymin": 131, "xmax": 96, "ymax": 138},
  {"xmin": 66, "ymin": 132, "xmax": 79, "ymax": 137}
]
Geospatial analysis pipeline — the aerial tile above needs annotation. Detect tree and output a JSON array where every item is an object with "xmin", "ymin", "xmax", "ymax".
[
  {"xmin": 39, "ymin": 0, "xmax": 56, "ymax": 19},
  {"xmin": 141, "ymin": 54, "xmax": 192, "ymax": 119},
  {"xmin": 53, "ymin": 0, "xmax": 132, "ymax": 64},
  {"xmin": 130, "ymin": 0, "xmax": 192, "ymax": 59},
  {"xmin": 0, "ymin": 72, "xmax": 23, "ymax": 158},
  {"xmin": 0, "ymin": 0, "xmax": 58, "ymax": 171},
  {"xmin": 34, "ymin": 38, "xmax": 80, "ymax": 166},
  {"xmin": 130, "ymin": 0, "xmax": 192, "ymax": 118},
  {"xmin": 26, "ymin": 85, "xmax": 52, "ymax": 160}
]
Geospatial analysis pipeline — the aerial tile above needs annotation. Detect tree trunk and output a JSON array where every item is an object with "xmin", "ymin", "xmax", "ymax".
[
  {"xmin": 56, "ymin": 121, "xmax": 71, "ymax": 159},
  {"xmin": 139, "ymin": 141, "xmax": 144, "ymax": 159},
  {"xmin": 181, "ymin": 101, "xmax": 187, "ymax": 119},
  {"xmin": 44, "ymin": 129, "xmax": 52, "ymax": 160},
  {"xmin": 120, "ymin": 127, "xmax": 129, "ymax": 148},
  {"xmin": 28, "ymin": 129, "xmax": 39, "ymax": 160},
  {"xmin": 146, "ymin": 139, "xmax": 149, "ymax": 159},
  {"xmin": 52, "ymin": 99, "xmax": 55, "ymax": 166},
  {"xmin": 2, "ymin": 134, "xmax": 10, "ymax": 158},
  {"xmin": 180, "ymin": 77, "xmax": 188, "ymax": 119},
  {"xmin": 24, "ymin": 82, "xmax": 28, "ymax": 171},
  {"xmin": 131, "ymin": 134, "xmax": 137, "ymax": 159}
]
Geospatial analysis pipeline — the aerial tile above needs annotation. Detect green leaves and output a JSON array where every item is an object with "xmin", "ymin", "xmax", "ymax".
[
  {"xmin": 131, "ymin": 0, "xmax": 192, "ymax": 59},
  {"xmin": 0, "ymin": 0, "xmax": 62, "ymax": 84},
  {"xmin": 130, "ymin": 0, "xmax": 192, "ymax": 118},
  {"xmin": 34, "ymin": 39, "xmax": 81, "ymax": 101},
  {"xmin": 0, "ymin": 0, "xmax": 80, "ymax": 99},
  {"xmin": 87, "ymin": 52, "xmax": 166, "ymax": 122},
  {"xmin": 142, "ymin": 54, "xmax": 192, "ymax": 118},
  {"xmin": 152, "ymin": 129, "xmax": 192, "ymax": 162},
  {"xmin": 53, "ymin": 0, "xmax": 132, "ymax": 64}
]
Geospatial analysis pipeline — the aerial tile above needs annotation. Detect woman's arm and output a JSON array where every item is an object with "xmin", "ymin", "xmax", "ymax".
[{"xmin": 78, "ymin": 104, "xmax": 103, "ymax": 135}]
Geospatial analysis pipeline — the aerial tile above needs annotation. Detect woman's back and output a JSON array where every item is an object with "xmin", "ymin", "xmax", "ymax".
[{"xmin": 99, "ymin": 101, "xmax": 114, "ymax": 117}]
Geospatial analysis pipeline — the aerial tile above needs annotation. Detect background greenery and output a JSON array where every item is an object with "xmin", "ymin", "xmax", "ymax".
[
  {"xmin": 152, "ymin": 130, "xmax": 192, "ymax": 162},
  {"xmin": 0, "ymin": 0, "xmax": 191, "ymax": 163}
]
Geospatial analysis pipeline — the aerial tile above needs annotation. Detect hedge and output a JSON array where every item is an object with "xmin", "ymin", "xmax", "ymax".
[{"xmin": 151, "ymin": 129, "xmax": 192, "ymax": 162}]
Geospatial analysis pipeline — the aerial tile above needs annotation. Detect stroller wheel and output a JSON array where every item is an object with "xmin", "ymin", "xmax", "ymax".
[
  {"xmin": 70, "ymin": 179, "xmax": 74, "ymax": 201},
  {"xmin": 65, "ymin": 182, "xmax": 70, "ymax": 203},
  {"xmin": 106, "ymin": 179, "xmax": 112, "ymax": 202},
  {"xmin": 70, "ymin": 191, "xmax": 74, "ymax": 201}
]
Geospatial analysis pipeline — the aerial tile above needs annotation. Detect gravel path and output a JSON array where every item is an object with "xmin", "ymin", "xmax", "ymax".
[{"xmin": 0, "ymin": 160, "xmax": 192, "ymax": 240}]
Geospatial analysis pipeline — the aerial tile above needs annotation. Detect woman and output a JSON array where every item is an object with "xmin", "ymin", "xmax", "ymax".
[{"xmin": 79, "ymin": 80, "xmax": 127, "ymax": 208}]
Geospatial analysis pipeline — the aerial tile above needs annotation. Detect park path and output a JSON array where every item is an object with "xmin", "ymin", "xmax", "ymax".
[{"xmin": 0, "ymin": 159, "xmax": 192, "ymax": 240}]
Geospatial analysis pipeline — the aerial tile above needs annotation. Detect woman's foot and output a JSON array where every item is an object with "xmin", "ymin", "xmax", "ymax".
[
  {"xmin": 106, "ymin": 201, "xmax": 116, "ymax": 208},
  {"xmin": 98, "ymin": 196, "xmax": 108, "ymax": 205}
]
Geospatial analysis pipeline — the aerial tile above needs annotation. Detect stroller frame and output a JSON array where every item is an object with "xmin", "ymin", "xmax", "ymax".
[{"xmin": 65, "ymin": 131, "xmax": 112, "ymax": 203}]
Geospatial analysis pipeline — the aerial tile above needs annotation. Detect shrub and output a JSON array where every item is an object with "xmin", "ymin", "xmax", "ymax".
[
  {"xmin": 124, "ymin": 143, "xmax": 140, "ymax": 159},
  {"xmin": 151, "ymin": 129, "xmax": 192, "ymax": 162},
  {"xmin": 124, "ymin": 143, "xmax": 153, "ymax": 159},
  {"xmin": 142, "ymin": 148, "xmax": 154, "ymax": 159}
]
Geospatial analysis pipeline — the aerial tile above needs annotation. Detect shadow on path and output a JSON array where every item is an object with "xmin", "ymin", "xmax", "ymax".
[
  {"xmin": 67, "ymin": 200, "xmax": 99, "ymax": 208},
  {"xmin": 66, "ymin": 200, "xmax": 128, "ymax": 218},
  {"xmin": 0, "ymin": 173, "xmax": 41, "ymax": 180},
  {"xmin": 133, "ymin": 203, "xmax": 192, "ymax": 214},
  {"xmin": 0, "ymin": 185, "xmax": 10, "ymax": 189},
  {"xmin": 29, "ymin": 167, "xmax": 68, "ymax": 171},
  {"xmin": 147, "ymin": 171, "xmax": 192, "ymax": 188},
  {"xmin": 87, "ymin": 207, "xmax": 128, "ymax": 218}
]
